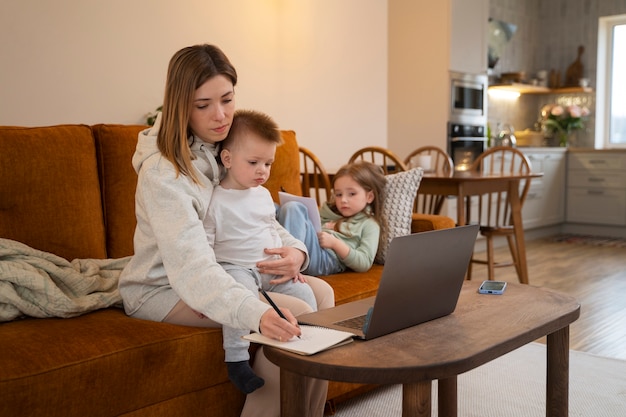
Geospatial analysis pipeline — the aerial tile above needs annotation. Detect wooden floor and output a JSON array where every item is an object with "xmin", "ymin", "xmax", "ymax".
[{"xmin": 470, "ymin": 236, "xmax": 626, "ymax": 360}]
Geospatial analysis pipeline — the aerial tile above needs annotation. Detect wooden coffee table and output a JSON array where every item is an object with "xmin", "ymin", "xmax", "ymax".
[{"xmin": 264, "ymin": 281, "xmax": 580, "ymax": 417}]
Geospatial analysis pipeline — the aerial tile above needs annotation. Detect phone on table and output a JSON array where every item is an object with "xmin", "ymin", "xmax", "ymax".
[{"xmin": 478, "ymin": 280, "xmax": 507, "ymax": 295}]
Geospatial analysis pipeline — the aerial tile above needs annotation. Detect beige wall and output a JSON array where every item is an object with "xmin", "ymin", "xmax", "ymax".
[
  {"xmin": 0, "ymin": 0, "xmax": 388, "ymax": 171},
  {"xmin": 388, "ymin": 0, "xmax": 451, "ymax": 158}
]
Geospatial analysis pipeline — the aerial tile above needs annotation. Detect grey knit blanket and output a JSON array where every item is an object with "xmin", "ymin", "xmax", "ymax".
[{"xmin": 0, "ymin": 238, "xmax": 129, "ymax": 322}]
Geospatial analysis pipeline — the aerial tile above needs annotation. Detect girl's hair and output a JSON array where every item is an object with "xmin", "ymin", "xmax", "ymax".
[
  {"xmin": 157, "ymin": 44, "xmax": 237, "ymax": 184},
  {"xmin": 328, "ymin": 161, "xmax": 387, "ymax": 248}
]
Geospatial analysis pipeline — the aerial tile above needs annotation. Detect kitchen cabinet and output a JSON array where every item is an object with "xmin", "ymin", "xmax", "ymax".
[
  {"xmin": 566, "ymin": 152, "xmax": 626, "ymax": 226},
  {"xmin": 449, "ymin": 0, "xmax": 488, "ymax": 74},
  {"xmin": 521, "ymin": 148, "xmax": 567, "ymax": 229}
]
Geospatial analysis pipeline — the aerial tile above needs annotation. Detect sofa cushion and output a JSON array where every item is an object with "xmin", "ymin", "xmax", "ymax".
[
  {"xmin": 264, "ymin": 130, "xmax": 302, "ymax": 202},
  {"xmin": 0, "ymin": 125, "xmax": 107, "ymax": 260},
  {"xmin": 0, "ymin": 308, "xmax": 244, "ymax": 417},
  {"xmin": 92, "ymin": 124, "xmax": 146, "ymax": 258},
  {"xmin": 375, "ymin": 168, "xmax": 423, "ymax": 264}
]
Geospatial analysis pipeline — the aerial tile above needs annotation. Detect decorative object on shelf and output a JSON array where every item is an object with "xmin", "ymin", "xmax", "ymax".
[
  {"xmin": 539, "ymin": 103, "xmax": 590, "ymax": 147},
  {"xmin": 146, "ymin": 105, "xmax": 162, "ymax": 126},
  {"xmin": 565, "ymin": 45, "xmax": 585, "ymax": 87},
  {"xmin": 494, "ymin": 123, "xmax": 517, "ymax": 147}
]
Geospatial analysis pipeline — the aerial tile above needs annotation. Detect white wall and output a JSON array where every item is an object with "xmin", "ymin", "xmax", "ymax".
[{"xmin": 0, "ymin": 0, "xmax": 387, "ymax": 171}]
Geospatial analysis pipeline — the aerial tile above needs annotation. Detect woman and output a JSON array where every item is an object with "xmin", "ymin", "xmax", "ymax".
[{"xmin": 118, "ymin": 44, "xmax": 334, "ymax": 417}]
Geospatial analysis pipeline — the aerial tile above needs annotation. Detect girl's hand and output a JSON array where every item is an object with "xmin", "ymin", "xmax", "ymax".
[
  {"xmin": 317, "ymin": 231, "xmax": 336, "ymax": 249},
  {"xmin": 318, "ymin": 231, "xmax": 351, "ymax": 259}
]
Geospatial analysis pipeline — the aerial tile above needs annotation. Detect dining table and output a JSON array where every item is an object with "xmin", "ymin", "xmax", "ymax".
[{"xmin": 418, "ymin": 171, "xmax": 543, "ymax": 285}]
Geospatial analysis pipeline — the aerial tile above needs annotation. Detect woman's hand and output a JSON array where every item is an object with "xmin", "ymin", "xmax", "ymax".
[
  {"xmin": 259, "ymin": 307, "xmax": 302, "ymax": 341},
  {"xmin": 257, "ymin": 246, "xmax": 306, "ymax": 284}
]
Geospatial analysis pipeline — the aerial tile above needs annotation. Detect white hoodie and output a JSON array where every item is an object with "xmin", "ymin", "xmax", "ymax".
[{"xmin": 118, "ymin": 113, "xmax": 277, "ymax": 331}]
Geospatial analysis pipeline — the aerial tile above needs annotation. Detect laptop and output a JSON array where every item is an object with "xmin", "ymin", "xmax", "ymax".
[{"xmin": 298, "ymin": 224, "xmax": 479, "ymax": 340}]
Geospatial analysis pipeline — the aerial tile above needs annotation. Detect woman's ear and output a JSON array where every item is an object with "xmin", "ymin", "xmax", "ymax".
[{"xmin": 220, "ymin": 148, "xmax": 232, "ymax": 168}]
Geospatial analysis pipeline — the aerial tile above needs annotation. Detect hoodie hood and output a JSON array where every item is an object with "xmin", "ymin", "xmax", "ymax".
[
  {"xmin": 131, "ymin": 111, "xmax": 222, "ymax": 185},
  {"xmin": 132, "ymin": 112, "xmax": 162, "ymax": 174}
]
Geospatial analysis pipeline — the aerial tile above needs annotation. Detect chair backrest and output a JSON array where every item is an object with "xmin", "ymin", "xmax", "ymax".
[
  {"xmin": 404, "ymin": 146, "xmax": 454, "ymax": 214},
  {"xmin": 469, "ymin": 146, "xmax": 532, "ymax": 228},
  {"xmin": 348, "ymin": 146, "xmax": 407, "ymax": 174},
  {"xmin": 404, "ymin": 146, "xmax": 454, "ymax": 177},
  {"xmin": 299, "ymin": 146, "xmax": 332, "ymax": 206}
]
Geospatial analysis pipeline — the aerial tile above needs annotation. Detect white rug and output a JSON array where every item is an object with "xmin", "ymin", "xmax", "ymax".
[{"xmin": 332, "ymin": 343, "xmax": 626, "ymax": 416}]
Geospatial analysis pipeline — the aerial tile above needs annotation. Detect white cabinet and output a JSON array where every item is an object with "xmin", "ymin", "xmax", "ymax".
[
  {"xmin": 566, "ymin": 152, "xmax": 626, "ymax": 226},
  {"xmin": 522, "ymin": 149, "xmax": 567, "ymax": 229},
  {"xmin": 450, "ymin": 0, "xmax": 488, "ymax": 74}
]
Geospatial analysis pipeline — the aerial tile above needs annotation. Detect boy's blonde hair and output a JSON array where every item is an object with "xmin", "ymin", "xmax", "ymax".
[{"xmin": 221, "ymin": 109, "xmax": 283, "ymax": 151}]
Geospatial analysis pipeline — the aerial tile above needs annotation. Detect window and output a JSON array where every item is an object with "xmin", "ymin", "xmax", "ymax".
[{"xmin": 596, "ymin": 14, "xmax": 626, "ymax": 148}]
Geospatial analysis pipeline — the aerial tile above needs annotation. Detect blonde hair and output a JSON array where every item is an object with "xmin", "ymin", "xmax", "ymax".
[
  {"xmin": 157, "ymin": 44, "xmax": 237, "ymax": 184},
  {"xmin": 328, "ymin": 161, "xmax": 387, "ymax": 248}
]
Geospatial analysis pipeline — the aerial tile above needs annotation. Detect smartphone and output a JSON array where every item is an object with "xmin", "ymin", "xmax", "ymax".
[{"xmin": 478, "ymin": 280, "xmax": 507, "ymax": 295}]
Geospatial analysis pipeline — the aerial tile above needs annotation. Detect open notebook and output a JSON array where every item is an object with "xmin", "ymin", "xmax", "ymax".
[{"xmin": 243, "ymin": 325, "xmax": 353, "ymax": 355}]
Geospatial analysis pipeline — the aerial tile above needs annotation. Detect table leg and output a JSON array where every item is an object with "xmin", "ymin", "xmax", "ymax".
[
  {"xmin": 508, "ymin": 180, "xmax": 529, "ymax": 284},
  {"xmin": 403, "ymin": 380, "xmax": 432, "ymax": 417},
  {"xmin": 279, "ymin": 368, "xmax": 309, "ymax": 417},
  {"xmin": 546, "ymin": 326, "xmax": 570, "ymax": 417},
  {"xmin": 438, "ymin": 376, "xmax": 458, "ymax": 417}
]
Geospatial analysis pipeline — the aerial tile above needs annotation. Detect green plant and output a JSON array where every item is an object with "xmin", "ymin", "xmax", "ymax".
[{"xmin": 146, "ymin": 105, "xmax": 162, "ymax": 126}]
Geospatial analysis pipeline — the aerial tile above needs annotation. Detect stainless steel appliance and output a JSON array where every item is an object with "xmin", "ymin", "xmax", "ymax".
[
  {"xmin": 449, "ymin": 71, "xmax": 487, "ymax": 125},
  {"xmin": 447, "ymin": 122, "xmax": 486, "ymax": 172}
]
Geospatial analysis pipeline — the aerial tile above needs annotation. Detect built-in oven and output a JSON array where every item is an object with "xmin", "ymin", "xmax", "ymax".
[
  {"xmin": 447, "ymin": 122, "xmax": 486, "ymax": 172},
  {"xmin": 449, "ymin": 71, "xmax": 488, "ymax": 125}
]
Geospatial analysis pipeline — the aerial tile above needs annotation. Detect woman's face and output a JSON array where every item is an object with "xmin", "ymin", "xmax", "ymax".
[{"xmin": 189, "ymin": 75, "xmax": 235, "ymax": 144}]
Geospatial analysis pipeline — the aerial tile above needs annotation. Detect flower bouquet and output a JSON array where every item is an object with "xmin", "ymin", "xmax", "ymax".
[{"xmin": 539, "ymin": 103, "xmax": 590, "ymax": 147}]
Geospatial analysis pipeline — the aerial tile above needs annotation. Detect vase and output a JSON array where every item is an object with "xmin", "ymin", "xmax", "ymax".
[{"xmin": 558, "ymin": 131, "xmax": 569, "ymax": 147}]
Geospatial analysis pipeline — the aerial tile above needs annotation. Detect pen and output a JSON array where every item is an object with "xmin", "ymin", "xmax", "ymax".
[{"xmin": 260, "ymin": 289, "xmax": 301, "ymax": 339}]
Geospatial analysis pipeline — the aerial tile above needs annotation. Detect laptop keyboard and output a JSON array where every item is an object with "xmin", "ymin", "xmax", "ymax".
[{"xmin": 334, "ymin": 314, "xmax": 366, "ymax": 331}]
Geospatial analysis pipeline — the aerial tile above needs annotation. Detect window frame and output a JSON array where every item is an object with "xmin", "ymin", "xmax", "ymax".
[{"xmin": 596, "ymin": 14, "xmax": 626, "ymax": 148}]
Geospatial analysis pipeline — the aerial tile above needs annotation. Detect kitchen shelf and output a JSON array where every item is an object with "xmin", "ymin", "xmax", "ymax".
[{"xmin": 488, "ymin": 84, "xmax": 593, "ymax": 95}]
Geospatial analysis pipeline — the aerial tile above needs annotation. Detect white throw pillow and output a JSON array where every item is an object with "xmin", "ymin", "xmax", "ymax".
[{"xmin": 375, "ymin": 167, "xmax": 423, "ymax": 264}]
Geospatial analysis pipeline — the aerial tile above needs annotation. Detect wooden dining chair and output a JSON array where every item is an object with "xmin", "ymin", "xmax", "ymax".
[
  {"xmin": 466, "ymin": 146, "xmax": 533, "ymax": 283},
  {"xmin": 348, "ymin": 146, "xmax": 455, "ymax": 232},
  {"xmin": 299, "ymin": 146, "xmax": 332, "ymax": 206},
  {"xmin": 404, "ymin": 146, "xmax": 454, "ymax": 215},
  {"xmin": 348, "ymin": 146, "xmax": 407, "ymax": 174}
]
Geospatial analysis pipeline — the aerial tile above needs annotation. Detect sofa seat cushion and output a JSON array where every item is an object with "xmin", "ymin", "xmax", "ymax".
[
  {"xmin": 0, "ymin": 308, "xmax": 242, "ymax": 417},
  {"xmin": 0, "ymin": 125, "xmax": 106, "ymax": 260},
  {"xmin": 320, "ymin": 264, "xmax": 383, "ymax": 305}
]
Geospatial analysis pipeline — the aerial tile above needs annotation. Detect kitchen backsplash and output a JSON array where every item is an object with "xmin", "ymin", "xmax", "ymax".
[
  {"xmin": 486, "ymin": 0, "xmax": 625, "ymax": 148},
  {"xmin": 488, "ymin": 91, "xmax": 595, "ymax": 148}
]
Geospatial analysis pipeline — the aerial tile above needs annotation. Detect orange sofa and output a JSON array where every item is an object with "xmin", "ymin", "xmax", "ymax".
[{"xmin": 0, "ymin": 124, "xmax": 449, "ymax": 417}]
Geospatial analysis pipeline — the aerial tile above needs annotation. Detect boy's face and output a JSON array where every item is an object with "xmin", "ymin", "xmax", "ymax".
[{"xmin": 219, "ymin": 133, "xmax": 276, "ymax": 190}]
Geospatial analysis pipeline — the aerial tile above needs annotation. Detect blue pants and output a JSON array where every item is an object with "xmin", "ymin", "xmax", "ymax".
[{"xmin": 277, "ymin": 201, "xmax": 344, "ymax": 276}]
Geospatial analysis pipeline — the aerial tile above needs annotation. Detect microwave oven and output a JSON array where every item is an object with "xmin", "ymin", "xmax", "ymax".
[{"xmin": 449, "ymin": 71, "xmax": 487, "ymax": 125}]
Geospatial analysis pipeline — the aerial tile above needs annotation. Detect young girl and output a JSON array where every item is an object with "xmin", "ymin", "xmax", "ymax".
[{"xmin": 279, "ymin": 161, "xmax": 387, "ymax": 276}]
